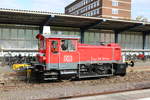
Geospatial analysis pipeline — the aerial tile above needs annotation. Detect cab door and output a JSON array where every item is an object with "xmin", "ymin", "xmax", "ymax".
[
  {"xmin": 59, "ymin": 39, "xmax": 79, "ymax": 70},
  {"xmin": 46, "ymin": 39, "xmax": 60, "ymax": 70}
]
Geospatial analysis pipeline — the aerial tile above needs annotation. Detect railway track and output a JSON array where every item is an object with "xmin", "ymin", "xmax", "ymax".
[
  {"xmin": 44, "ymin": 87, "xmax": 150, "ymax": 100},
  {"xmin": 1, "ymin": 81, "xmax": 150, "ymax": 100},
  {"xmin": 1, "ymin": 70, "xmax": 150, "ymax": 100}
]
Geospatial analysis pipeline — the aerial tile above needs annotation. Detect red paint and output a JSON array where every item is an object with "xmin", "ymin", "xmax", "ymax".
[{"xmin": 36, "ymin": 34, "xmax": 122, "ymax": 64}]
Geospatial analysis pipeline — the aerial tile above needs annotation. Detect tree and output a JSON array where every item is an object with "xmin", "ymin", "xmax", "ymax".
[{"xmin": 136, "ymin": 16, "xmax": 148, "ymax": 22}]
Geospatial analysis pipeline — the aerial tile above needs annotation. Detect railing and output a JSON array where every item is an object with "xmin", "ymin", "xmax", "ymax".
[
  {"xmin": 124, "ymin": 54, "xmax": 150, "ymax": 62},
  {"xmin": 1, "ymin": 53, "xmax": 37, "ymax": 67}
]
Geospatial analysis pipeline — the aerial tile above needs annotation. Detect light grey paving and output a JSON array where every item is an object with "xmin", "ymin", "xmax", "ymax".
[{"xmin": 66, "ymin": 89, "xmax": 150, "ymax": 100}]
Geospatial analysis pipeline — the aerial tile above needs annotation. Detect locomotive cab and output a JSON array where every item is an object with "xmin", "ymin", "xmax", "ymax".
[{"xmin": 36, "ymin": 34, "xmax": 80, "ymax": 80}]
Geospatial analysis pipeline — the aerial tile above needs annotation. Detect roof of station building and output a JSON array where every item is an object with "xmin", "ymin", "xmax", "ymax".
[{"xmin": 0, "ymin": 8, "xmax": 150, "ymax": 33}]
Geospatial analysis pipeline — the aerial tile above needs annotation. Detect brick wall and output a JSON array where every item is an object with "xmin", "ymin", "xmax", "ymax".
[
  {"xmin": 102, "ymin": 0, "xmax": 131, "ymax": 19},
  {"xmin": 65, "ymin": 0, "xmax": 131, "ymax": 20}
]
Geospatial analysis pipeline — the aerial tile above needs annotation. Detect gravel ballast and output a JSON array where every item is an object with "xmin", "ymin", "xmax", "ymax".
[
  {"xmin": 0, "ymin": 63, "xmax": 150, "ymax": 100},
  {"xmin": 0, "ymin": 71, "xmax": 150, "ymax": 100}
]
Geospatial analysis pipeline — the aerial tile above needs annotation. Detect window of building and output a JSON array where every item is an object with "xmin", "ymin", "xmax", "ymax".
[
  {"xmin": 112, "ymin": 0, "xmax": 118, "ymax": 6},
  {"xmin": 96, "ymin": 8, "xmax": 99, "ymax": 15},
  {"xmin": 87, "ymin": 12, "xmax": 90, "ymax": 16},
  {"xmin": 81, "ymin": 8, "xmax": 83, "ymax": 13},
  {"xmin": 87, "ymin": 0, "xmax": 89, "ymax": 3},
  {"xmin": 85, "ymin": 0, "xmax": 87, "ymax": 4},
  {"xmin": 92, "ymin": 3, "xmax": 95, "ymax": 8},
  {"xmin": 95, "ymin": 10, "xmax": 97, "ymax": 15},
  {"xmin": 90, "ymin": 4, "xmax": 92, "ymax": 9},
  {"xmin": 91, "ymin": 3, "xmax": 93, "ymax": 9},
  {"xmin": 91, "ymin": 11, "xmax": 93, "ymax": 16},
  {"xmin": 112, "ymin": 9, "xmax": 118, "ymax": 14},
  {"xmin": 83, "ymin": 0, "xmax": 86, "ymax": 5},
  {"xmin": 84, "ymin": 7, "xmax": 86, "ymax": 12},
  {"xmin": 82, "ymin": 0, "xmax": 84, "ymax": 6},
  {"xmin": 80, "ymin": 9, "xmax": 83, "ymax": 13},
  {"xmin": 85, "ymin": 6, "xmax": 87, "ymax": 11},
  {"xmin": 87, "ymin": 5, "xmax": 89, "ymax": 10},
  {"xmin": 92, "ymin": 10, "xmax": 95, "ymax": 15},
  {"xmin": 93, "ymin": 2, "xmax": 96, "ymax": 8},
  {"xmin": 95, "ymin": 9, "xmax": 97, "ymax": 15},
  {"xmin": 79, "ymin": 10, "xmax": 81, "ymax": 14},
  {"xmin": 95, "ymin": 2, "xmax": 97, "ymax": 7},
  {"xmin": 87, "ymin": 0, "xmax": 90, "ymax": 3},
  {"xmin": 76, "ymin": 10, "xmax": 79, "ymax": 15},
  {"xmin": 83, "ymin": 8, "xmax": 85, "ymax": 12},
  {"xmin": 90, "ymin": 11, "xmax": 92, "ymax": 16},
  {"xmin": 97, "ymin": 0, "xmax": 100, "ymax": 6}
]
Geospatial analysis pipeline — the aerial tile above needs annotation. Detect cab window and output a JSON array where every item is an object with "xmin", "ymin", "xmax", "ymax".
[
  {"xmin": 61, "ymin": 40, "xmax": 76, "ymax": 51},
  {"xmin": 51, "ymin": 41, "xmax": 58, "ymax": 53}
]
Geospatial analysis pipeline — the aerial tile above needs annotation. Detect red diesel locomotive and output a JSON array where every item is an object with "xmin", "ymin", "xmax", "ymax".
[{"xmin": 33, "ymin": 33, "xmax": 128, "ymax": 80}]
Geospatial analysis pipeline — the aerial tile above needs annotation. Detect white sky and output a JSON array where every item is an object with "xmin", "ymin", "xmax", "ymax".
[{"xmin": 0, "ymin": 0, "xmax": 149, "ymax": 20}]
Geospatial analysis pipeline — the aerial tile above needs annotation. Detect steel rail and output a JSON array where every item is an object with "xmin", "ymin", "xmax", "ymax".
[{"xmin": 42, "ymin": 86, "xmax": 150, "ymax": 100}]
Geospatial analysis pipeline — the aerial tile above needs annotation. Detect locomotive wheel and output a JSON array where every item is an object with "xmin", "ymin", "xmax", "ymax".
[
  {"xmin": 119, "ymin": 67, "xmax": 127, "ymax": 77},
  {"xmin": 120, "ymin": 72, "xmax": 126, "ymax": 76},
  {"xmin": 113, "ymin": 68, "xmax": 126, "ymax": 76},
  {"xmin": 31, "ymin": 69, "xmax": 44, "ymax": 83}
]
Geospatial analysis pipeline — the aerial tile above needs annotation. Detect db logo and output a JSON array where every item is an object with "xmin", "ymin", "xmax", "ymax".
[{"xmin": 64, "ymin": 55, "xmax": 72, "ymax": 62}]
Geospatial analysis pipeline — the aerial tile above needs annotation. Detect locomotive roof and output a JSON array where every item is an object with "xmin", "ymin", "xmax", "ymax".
[{"xmin": 44, "ymin": 34, "xmax": 80, "ymax": 39}]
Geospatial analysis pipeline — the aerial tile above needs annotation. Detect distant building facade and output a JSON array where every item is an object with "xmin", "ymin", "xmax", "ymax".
[{"xmin": 65, "ymin": 0, "xmax": 131, "ymax": 19}]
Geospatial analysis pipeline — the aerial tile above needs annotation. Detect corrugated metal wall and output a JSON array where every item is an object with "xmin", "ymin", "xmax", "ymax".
[
  {"xmin": 51, "ymin": 27, "xmax": 80, "ymax": 36},
  {"xmin": 118, "ymin": 32, "xmax": 143, "ymax": 49},
  {"xmin": 51, "ymin": 30, "xmax": 80, "ymax": 36},
  {"xmin": 84, "ymin": 31, "xmax": 115, "ymax": 45},
  {"xmin": 0, "ymin": 25, "xmax": 149, "ymax": 52},
  {"xmin": 51, "ymin": 28, "xmax": 115, "ymax": 45},
  {"xmin": 0, "ymin": 25, "xmax": 39, "ymax": 50},
  {"xmin": 51, "ymin": 28, "xmax": 149, "ymax": 51},
  {"xmin": 145, "ymin": 33, "xmax": 150, "ymax": 49}
]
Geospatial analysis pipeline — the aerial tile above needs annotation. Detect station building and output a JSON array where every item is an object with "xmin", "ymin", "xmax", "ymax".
[
  {"xmin": 0, "ymin": 8, "xmax": 150, "ymax": 58},
  {"xmin": 65, "ymin": 0, "xmax": 131, "ymax": 19}
]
